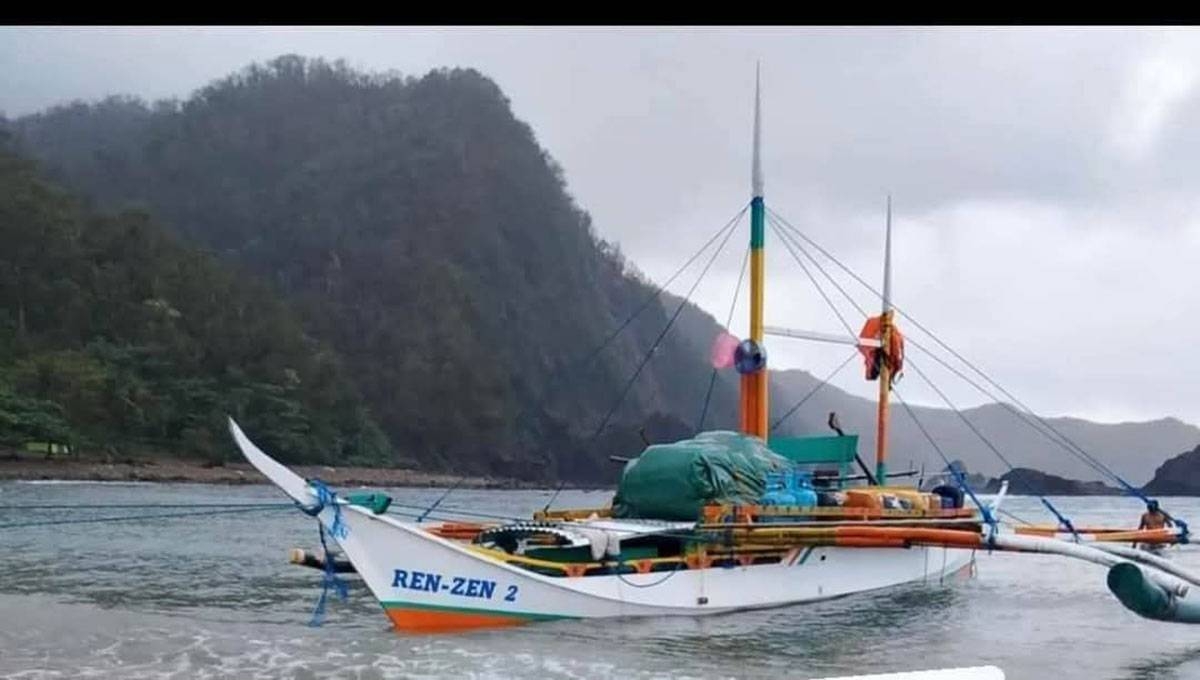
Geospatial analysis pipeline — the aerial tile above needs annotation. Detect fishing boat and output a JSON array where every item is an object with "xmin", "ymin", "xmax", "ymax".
[{"xmin": 231, "ymin": 73, "xmax": 1200, "ymax": 633}]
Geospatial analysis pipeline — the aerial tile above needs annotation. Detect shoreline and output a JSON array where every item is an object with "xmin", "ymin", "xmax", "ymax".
[{"xmin": 0, "ymin": 456, "xmax": 582, "ymax": 490}]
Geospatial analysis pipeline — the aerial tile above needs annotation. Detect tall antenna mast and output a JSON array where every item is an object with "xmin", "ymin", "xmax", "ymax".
[
  {"xmin": 740, "ymin": 63, "xmax": 769, "ymax": 438},
  {"xmin": 882, "ymin": 195, "xmax": 893, "ymax": 314},
  {"xmin": 752, "ymin": 63, "xmax": 764, "ymax": 198},
  {"xmin": 875, "ymin": 195, "xmax": 894, "ymax": 483}
]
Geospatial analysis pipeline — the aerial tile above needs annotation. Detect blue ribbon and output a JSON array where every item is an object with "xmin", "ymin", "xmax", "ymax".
[{"xmin": 300, "ymin": 479, "xmax": 349, "ymax": 626}]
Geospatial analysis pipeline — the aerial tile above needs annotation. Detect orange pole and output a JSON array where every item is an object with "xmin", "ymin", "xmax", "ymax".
[{"xmin": 875, "ymin": 310, "xmax": 893, "ymax": 483}]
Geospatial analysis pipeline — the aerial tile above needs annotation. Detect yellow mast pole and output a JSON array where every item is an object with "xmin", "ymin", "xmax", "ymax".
[{"xmin": 741, "ymin": 65, "xmax": 769, "ymax": 439}]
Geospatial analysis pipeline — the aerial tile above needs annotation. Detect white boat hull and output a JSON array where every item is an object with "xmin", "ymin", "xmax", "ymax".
[
  {"xmin": 325, "ymin": 503, "xmax": 975, "ymax": 632},
  {"xmin": 230, "ymin": 418, "xmax": 975, "ymax": 632}
]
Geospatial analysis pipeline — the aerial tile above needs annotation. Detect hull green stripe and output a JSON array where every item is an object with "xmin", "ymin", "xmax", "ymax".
[{"xmin": 798, "ymin": 546, "xmax": 814, "ymax": 565}]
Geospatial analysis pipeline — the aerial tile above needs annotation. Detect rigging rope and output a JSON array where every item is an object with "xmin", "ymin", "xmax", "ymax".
[
  {"xmin": 420, "ymin": 205, "xmax": 748, "ymax": 522},
  {"xmin": 770, "ymin": 213, "xmax": 870, "ymax": 318},
  {"xmin": 769, "ymin": 219, "xmax": 859, "ymax": 337},
  {"xmin": 760, "ymin": 216, "xmax": 876, "ymax": 433},
  {"xmin": 771, "ymin": 207, "xmax": 1087, "ymax": 533},
  {"xmin": 588, "ymin": 214, "xmax": 742, "ymax": 442},
  {"xmin": 771, "ymin": 206, "xmax": 1090, "ymax": 533},
  {"xmin": 299, "ymin": 480, "xmax": 349, "ymax": 627},
  {"xmin": 0, "ymin": 502, "xmax": 294, "ymax": 511},
  {"xmin": 996, "ymin": 507, "xmax": 1037, "ymax": 527},
  {"xmin": 767, "ymin": 209, "xmax": 1159, "ymax": 509},
  {"xmin": 891, "ymin": 386, "xmax": 996, "ymax": 531},
  {"xmin": 557, "ymin": 204, "xmax": 751, "ymax": 382},
  {"xmin": 697, "ymin": 245, "xmax": 751, "ymax": 431},
  {"xmin": 510, "ymin": 203, "xmax": 753, "ymax": 439},
  {"xmin": 307, "ymin": 517, "xmax": 349, "ymax": 627},
  {"xmin": 903, "ymin": 355, "xmax": 1080, "ymax": 537},
  {"xmin": 904, "ymin": 336, "xmax": 1139, "ymax": 495},
  {"xmin": 0, "ymin": 504, "xmax": 293, "ymax": 529},
  {"xmin": 769, "ymin": 351, "xmax": 859, "ymax": 432},
  {"xmin": 506, "ymin": 204, "xmax": 749, "ymax": 446},
  {"xmin": 614, "ymin": 560, "xmax": 684, "ymax": 588},
  {"xmin": 543, "ymin": 209, "xmax": 744, "ymax": 512},
  {"xmin": 416, "ymin": 476, "xmax": 467, "ymax": 523}
]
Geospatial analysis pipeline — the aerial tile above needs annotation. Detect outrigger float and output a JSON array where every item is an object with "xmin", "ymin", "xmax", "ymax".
[{"xmin": 231, "ymin": 73, "xmax": 1196, "ymax": 633}]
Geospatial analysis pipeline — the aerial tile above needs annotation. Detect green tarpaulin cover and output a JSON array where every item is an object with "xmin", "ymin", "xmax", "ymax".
[{"xmin": 612, "ymin": 430, "xmax": 791, "ymax": 520}]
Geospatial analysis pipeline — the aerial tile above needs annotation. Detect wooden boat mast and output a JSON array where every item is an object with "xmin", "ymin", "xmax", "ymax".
[
  {"xmin": 875, "ymin": 196, "xmax": 894, "ymax": 482},
  {"xmin": 740, "ymin": 64, "xmax": 769, "ymax": 438}
]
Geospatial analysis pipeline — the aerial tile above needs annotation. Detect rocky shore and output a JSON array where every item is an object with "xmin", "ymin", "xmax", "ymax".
[{"xmin": 0, "ymin": 452, "xmax": 554, "ymax": 490}]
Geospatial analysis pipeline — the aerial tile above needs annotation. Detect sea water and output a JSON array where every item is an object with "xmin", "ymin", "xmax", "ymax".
[{"xmin": 2, "ymin": 482, "xmax": 1199, "ymax": 679}]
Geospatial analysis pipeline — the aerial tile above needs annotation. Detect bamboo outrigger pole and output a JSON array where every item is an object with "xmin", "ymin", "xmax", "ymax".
[{"xmin": 875, "ymin": 196, "xmax": 894, "ymax": 483}]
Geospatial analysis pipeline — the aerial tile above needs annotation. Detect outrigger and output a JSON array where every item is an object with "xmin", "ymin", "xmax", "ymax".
[{"xmin": 230, "ymin": 72, "xmax": 1196, "ymax": 633}]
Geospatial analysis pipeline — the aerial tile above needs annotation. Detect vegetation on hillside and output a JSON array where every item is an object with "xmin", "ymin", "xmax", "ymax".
[
  {"xmin": 0, "ymin": 138, "xmax": 389, "ymax": 465},
  {"xmin": 6, "ymin": 57, "xmax": 740, "ymax": 479}
]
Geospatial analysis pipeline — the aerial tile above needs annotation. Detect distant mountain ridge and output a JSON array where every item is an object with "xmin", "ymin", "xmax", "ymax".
[
  {"xmin": 770, "ymin": 367, "xmax": 1199, "ymax": 486},
  {"xmin": 1143, "ymin": 445, "xmax": 1200, "ymax": 495},
  {"xmin": 984, "ymin": 468, "xmax": 1121, "ymax": 496}
]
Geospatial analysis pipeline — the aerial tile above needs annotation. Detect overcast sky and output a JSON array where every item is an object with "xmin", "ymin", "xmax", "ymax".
[{"xmin": 3, "ymin": 27, "xmax": 1199, "ymax": 425}]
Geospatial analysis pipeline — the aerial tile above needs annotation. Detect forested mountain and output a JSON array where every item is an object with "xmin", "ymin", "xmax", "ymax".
[
  {"xmin": 6, "ymin": 55, "xmax": 1196, "ymax": 484},
  {"xmin": 0, "ymin": 137, "xmax": 388, "ymax": 465},
  {"xmin": 6, "ymin": 56, "xmax": 740, "ymax": 480}
]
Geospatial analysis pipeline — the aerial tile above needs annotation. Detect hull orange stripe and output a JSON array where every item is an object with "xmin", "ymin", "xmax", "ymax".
[{"xmin": 385, "ymin": 606, "xmax": 530, "ymax": 633}]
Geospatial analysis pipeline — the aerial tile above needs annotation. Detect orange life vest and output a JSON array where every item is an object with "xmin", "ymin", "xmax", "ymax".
[{"xmin": 858, "ymin": 315, "xmax": 905, "ymax": 382}]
